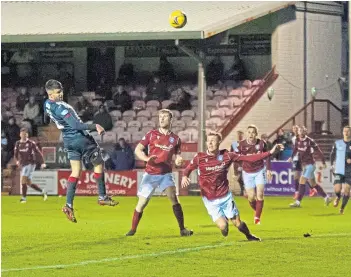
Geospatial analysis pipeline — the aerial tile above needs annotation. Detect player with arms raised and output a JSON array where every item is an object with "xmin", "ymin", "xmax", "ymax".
[
  {"xmin": 181, "ymin": 132, "xmax": 283, "ymax": 240},
  {"xmin": 126, "ymin": 109, "xmax": 193, "ymax": 237},
  {"xmin": 330, "ymin": 126, "xmax": 351, "ymax": 214},
  {"xmin": 44, "ymin": 80, "xmax": 118, "ymax": 223},
  {"xmin": 235, "ymin": 125, "xmax": 271, "ymax": 225},
  {"xmin": 289, "ymin": 126, "xmax": 330, "ymax": 207},
  {"xmin": 15, "ymin": 128, "xmax": 47, "ymax": 203}
]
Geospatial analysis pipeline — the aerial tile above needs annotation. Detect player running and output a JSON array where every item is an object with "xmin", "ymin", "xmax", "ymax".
[
  {"xmin": 330, "ymin": 126, "xmax": 351, "ymax": 214},
  {"xmin": 235, "ymin": 125, "xmax": 271, "ymax": 225},
  {"xmin": 181, "ymin": 132, "xmax": 283, "ymax": 241},
  {"xmin": 44, "ymin": 79, "xmax": 118, "ymax": 223},
  {"xmin": 291, "ymin": 125, "xmax": 316, "ymax": 199},
  {"xmin": 289, "ymin": 126, "xmax": 331, "ymax": 207},
  {"xmin": 126, "ymin": 109, "xmax": 193, "ymax": 237},
  {"xmin": 14, "ymin": 128, "xmax": 47, "ymax": 203}
]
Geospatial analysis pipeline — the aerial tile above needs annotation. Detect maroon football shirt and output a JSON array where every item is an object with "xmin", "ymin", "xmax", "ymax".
[
  {"xmin": 236, "ymin": 139, "xmax": 271, "ymax": 173},
  {"xmin": 292, "ymin": 136, "xmax": 325, "ymax": 166},
  {"xmin": 14, "ymin": 139, "xmax": 44, "ymax": 166},
  {"xmin": 183, "ymin": 149, "xmax": 271, "ymax": 200},
  {"xmin": 139, "ymin": 129, "xmax": 181, "ymax": 175}
]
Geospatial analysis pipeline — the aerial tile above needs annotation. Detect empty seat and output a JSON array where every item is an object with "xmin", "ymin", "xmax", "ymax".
[
  {"xmin": 112, "ymin": 127, "xmax": 126, "ymax": 133},
  {"xmin": 228, "ymin": 89, "xmax": 244, "ymax": 99},
  {"xmin": 173, "ymin": 127, "xmax": 184, "ymax": 134},
  {"xmin": 91, "ymin": 132, "xmax": 102, "ymax": 143},
  {"xmin": 206, "ymin": 90, "xmax": 213, "ymax": 99},
  {"xmin": 191, "ymin": 99, "xmax": 198, "ymax": 107},
  {"xmin": 110, "ymin": 110, "xmax": 122, "ymax": 120},
  {"xmin": 142, "ymin": 120, "xmax": 156, "ymax": 129},
  {"xmin": 187, "ymin": 120, "xmax": 199, "ymax": 128},
  {"xmin": 132, "ymin": 131, "xmax": 144, "ymax": 143},
  {"xmin": 161, "ymin": 100, "xmax": 174, "ymax": 109},
  {"xmin": 114, "ymin": 120, "xmax": 127, "ymax": 129},
  {"xmin": 129, "ymin": 90, "xmax": 142, "ymax": 99},
  {"xmin": 128, "ymin": 120, "xmax": 141, "ymax": 132},
  {"xmin": 178, "ymin": 131, "xmax": 191, "ymax": 143},
  {"xmin": 211, "ymin": 109, "xmax": 225, "ymax": 119},
  {"xmin": 146, "ymin": 100, "xmax": 160, "ymax": 109},
  {"xmin": 241, "ymin": 80, "xmax": 252, "ymax": 89},
  {"xmin": 133, "ymin": 100, "xmax": 146, "ymax": 110},
  {"xmin": 232, "ymin": 97, "xmax": 244, "ymax": 107},
  {"xmin": 173, "ymin": 120, "xmax": 186, "ymax": 129},
  {"xmin": 122, "ymin": 110, "xmax": 136, "ymax": 123},
  {"xmin": 170, "ymin": 110, "xmax": 181, "ymax": 119},
  {"xmin": 103, "ymin": 132, "xmax": 117, "ymax": 143},
  {"xmin": 243, "ymin": 88, "xmax": 255, "ymax": 97},
  {"xmin": 214, "ymin": 90, "xmax": 228, "ymax": 97},
  {"xmin": 188, "ymin": 129, "xmax": 198, "ymax": 142},
  {"xmin": 218, "ymin": 99, "xmax": 233, "ymax": 109},
  {"xmin": 206, "ymin": 99, "xmax": 217, "ymax": 109},
  {"xmin": 213, "ymin": 96, "xmax": 225, "ymax": 103},
  {"xmin": 117, "ymin": 131, "xmax": 132, "ymax": 142},
  {"xmin": 252, "ymin": 79, "xmax": 264, "ymax": 86},
  {"xmin": 141, "ymin": 126, "xmax": 154, "ymax": 133}
]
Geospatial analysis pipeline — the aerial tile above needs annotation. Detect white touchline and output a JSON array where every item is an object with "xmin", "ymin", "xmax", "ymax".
[{"xmin": 2, "ymin": 233, "xmax": 350, "ymax": 273}]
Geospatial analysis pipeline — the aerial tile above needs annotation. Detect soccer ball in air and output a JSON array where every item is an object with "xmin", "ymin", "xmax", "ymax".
[{"xmin": 169, "ymin": 10, "xmax": 187, "ymax": 29}]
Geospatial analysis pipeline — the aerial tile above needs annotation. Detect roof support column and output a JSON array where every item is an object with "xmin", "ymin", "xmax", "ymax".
[{"xmin": 175, "ymin": 40, "xmax": 207, "ymax": 152}]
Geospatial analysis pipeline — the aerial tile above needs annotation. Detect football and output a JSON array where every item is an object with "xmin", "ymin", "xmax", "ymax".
[{"xmin": 169, "ymin": 10, "xmax": 187, "ymax": 29}]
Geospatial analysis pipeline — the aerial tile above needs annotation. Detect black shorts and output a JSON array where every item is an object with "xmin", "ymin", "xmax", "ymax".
[
  {"xmin": 64, "ymin": 135, "xmax": 98, "ymax": 161},
  {"xmin": 292, "ymin": 160, "xmax": 302, "ymax": 171},
  {"xmin": 333, "ymin": 173, "xmax": 351, "ymax": 185}
]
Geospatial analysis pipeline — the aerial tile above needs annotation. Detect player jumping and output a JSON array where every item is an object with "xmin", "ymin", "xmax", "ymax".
[
  {"xmin": 126, "ymin": 109, "xmax": 193, "ymax": 237},
  {"xmin": 330, "ymin": 126, "xmax": 351, "ymax": 214},
  {"xmin": 14, "ymin": 128, "xmax": 47, "ymax": 203},
  {"xmin": 289, "ymin": 126, "xmax": 331, "ymax": 207},
  {"xmin": 235, "ymin": 125, "xmax": 271, "ymax": 225},
  {"xmin": 181, "ymin": 132, "xmax": 283, "ymax": 240},
  {"xmin": 44, "ymin": 79, "xmax": 118, "ymax": 223}
]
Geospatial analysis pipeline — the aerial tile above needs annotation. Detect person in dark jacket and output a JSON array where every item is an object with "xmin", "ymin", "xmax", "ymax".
[
  {"xmin": 272, "ymin": 128, "xmax": 288, "ymax": 160},
  {"xmin": 4, "ymin": 116, "xmax": 20, "ymax": 165},
  {"xmin": 112, "ymin": 84, "xmax": 132, "ymax": 113},
  {"xmin": 93, "ymin": 105, "xmax": 113, "ymax": 131},
  {"xmin": 145, "ymin": 75, "xmax": 169, "ymax": 102},
  {"xmin": 110, "ymin": 139, "xmax": 135, "ymax": 171},
  {"xmin": 16, "ymin": 87, "xmax": 29, "ymax": 111},
  {"xmin": 168, "ymin": 89, "xmax": 192, "ymax": 112}
]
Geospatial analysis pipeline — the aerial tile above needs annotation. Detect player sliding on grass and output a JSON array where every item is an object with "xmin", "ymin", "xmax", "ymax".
[
  {"xmin": 126, "ymin": 109, "xmax": 193, "ymax": 237},
  {"xmin": 330, "ymin": 126, "xmax": 351, "ymax": 214},
  {"xmin": 14, "ymin": 128, "xmax": 47, "ymax": 203},
  {"xmin": 44, "ymin": 80, "xmax": 118, "ymax": 223},
  {"xmin": 288, "ymin": 126, "xmax": 331, "ymax": 208},
  {"xmin": 235, "ymin": 125, "xmax": 271, "ymax": 225},
  {"xmin": 181, "ymin": 132, "xmax": 283, "ymax": 241}
]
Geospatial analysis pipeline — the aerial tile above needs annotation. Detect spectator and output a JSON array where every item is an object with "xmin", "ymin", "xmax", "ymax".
[
  {"xmin": 16, "ymin": 87, "xmax": 29, "ymax": 111},
  {"xmin": 272, "ymin": 128, "xmax": 288, "ymax": 160},
  {"xmin": 36, "ymin": 87, "xmax": 48, "ymax": 120},
  {"xmin": 145, "ymin": 74, "xmax": 168, "ymax": 102},
  {"xmin": 112, "ymin": 84, "xmax": 132, "ymax": 113},
  {"xmin": 58, "ymin": 64, "xmax": 74, "ymax": 99},
  {"xmin": 118, "ymin": 63, "xmax": 135, "ymax": 85},
  {"xmin": 95, "ymin": 77, "xmax": 111, "ymax": 100},
  {"xmin": 110, "ymin": 139, "xmax": 135, "ymax": 171},
  {"xmin": 4, "ymin": 117, "xmax": 20, "ymax": 165},
  {"xmin": 225, "ymin": 54, "xmax": 247, "ymax": 81},
  {"xmin": 206, "ymin": 56, "xmax": 224, "ymax": 85},
  {"xmin": 159, "ymin": 55, "xmax": 175, "ymax": 82},
  {"xmin": 9, "ymin": 49, "xmax": 35, "ymax": 86},
  {"xmin": 23, "ymin": 96, "xmax": 40, "ymax": 136},
  {"xmin": 261, "ymin": 133, "xmax": 273, "ymax": 150},
  {"xmin": 231, "ymin": 130, "xmax": 245, "ymax": 196},
  {"xmin": 168, "ymin": 89, "xmax": 192, "ymax": 112},
  {"xmin": 75, "ymin": 95, "xmax": 93, "ymax": 122},
  {"xmin": 93, "ymin": 105, "xmax": 113, "ymax": 131},
  {"xmin": 1, "ymin": 129, "xmax": 9, "ymax": 169}
]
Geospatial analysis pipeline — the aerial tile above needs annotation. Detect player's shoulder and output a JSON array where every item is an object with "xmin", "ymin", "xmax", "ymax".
[
  {"xmin": 27, "ymin": 139, "xmax": 37, "ymax": 145},
  {"xmin": 306, "ymin": 136, "xmax": 315, "ymax": 143},
  {"xmin": 238, "ymin": 139, "xmax": 246, "ymax": 146}
]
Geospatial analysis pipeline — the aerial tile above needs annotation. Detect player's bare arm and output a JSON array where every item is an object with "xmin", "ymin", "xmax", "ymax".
[
  {"xmin": 175, "ymin": 154, "xmax": 184, "ymax": 167},
  {"xmin": 134, "ymin": 143, "xmax": 157, "ymax": 162}
]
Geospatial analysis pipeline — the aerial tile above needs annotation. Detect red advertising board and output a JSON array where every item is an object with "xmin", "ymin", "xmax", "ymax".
[{"xmin": 58, "ymin": 170, "xmax": 138, "ymax": 196}]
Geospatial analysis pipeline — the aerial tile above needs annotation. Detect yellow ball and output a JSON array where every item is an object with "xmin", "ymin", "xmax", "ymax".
[{"xmin": 169, "ymin": 10, "xmax": 187, "ymax": 29}]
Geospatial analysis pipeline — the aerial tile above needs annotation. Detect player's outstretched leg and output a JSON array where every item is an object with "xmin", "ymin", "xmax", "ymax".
[
  {"xmin": 231, "ymin": 216, "xmax": 260, "ymax": 241},
  {"xmin": 93, "ymin": 166, "xmax": 118, "ymax": 206},
  {"xmin": 293, "ymin": 178, "xmax": 299, "ymax": 199},
  {"xmin": 62, "ymin": 160, "xmax": 80, "ymax": 223},
  {"xmin": 246, "ymin": 188, "xmax": 256, "ymax": 211},
  {"xmin": 340, "ymin": 184, "xmax": 350, "ymax": 214},
  {"xmin": 20, "ymin": 176, "xmax": 28, "ymax": 203},
  {"xmin": 165, "ymin": 186, "xmax": 193, "ymax": 237},
  {"xmin": 126, "ymin": 197, "xmax": 149, "ymax": 236},
  {"xmin": 310, "ymin": 179, "xmax": 331, "ymax": 206},
  {"xmin": 28, "ymin": 180, "xmax": 48, "ymax": 201},
  {"xmin": 215, "ymin": 218, "xmax": 229, "ymax": 237}
]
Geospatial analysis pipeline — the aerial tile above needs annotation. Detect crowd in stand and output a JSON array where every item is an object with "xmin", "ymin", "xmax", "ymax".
[{"xmin": 1, "ymin": 52, "xmax": 258, "ymax": 170}]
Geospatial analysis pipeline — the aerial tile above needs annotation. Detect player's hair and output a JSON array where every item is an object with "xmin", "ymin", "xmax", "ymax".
[
  {"xmin": 247, "ymin": 124, "xmax": 258, "ymax": 135},
  {"xmin": 207, "ymin": 131, "xmax": 222, "ymax": 142},
  {"xmin": 343, "ymin": 125, "xmax": 351, "ymax": 130},
  {"xmin": 158, "ymin": 109, "xmax": 173, "ymax": 119},
  {"xmin": 237, "ymin": 130, "xmax": 244, "ymax": 134},
  {"xmin": 20, "ymin": 127, "xmax": 28, "ymax": 133},
  {"xmin": 299, "ymin": 125, "xmax": 307, "ymax": 132},
  {"xmin": 45, "ymin": 79, "xmax": 63, "ymax": 92}
]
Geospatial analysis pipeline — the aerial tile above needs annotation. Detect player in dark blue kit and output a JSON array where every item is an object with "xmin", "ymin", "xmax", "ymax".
[{"xmin": 44, "ymin": 79, "xmax": 118, "ymax": 223}]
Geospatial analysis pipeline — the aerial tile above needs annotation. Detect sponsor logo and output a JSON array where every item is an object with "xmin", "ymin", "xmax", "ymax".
[
  {"xmin": 155, "ymin": 143, "xmax": 173, "ymax": 151},
  {"xmin": 169, "ymin": 137, "xmax": 175, "ymax": 143},
  {"xmin": 217, "ymin": 155, "xmax": 223, "ymax": 161},
  {"xmin": 255, "ymin": 145, "xmax": 260, "ymax": 150},
  {"xmin": 205, "ymin": 162, "xmax": 226, "ymax": 171}
]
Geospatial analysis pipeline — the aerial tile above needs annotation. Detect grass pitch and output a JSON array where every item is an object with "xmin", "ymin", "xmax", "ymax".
[{"xmin": 2, "ymin": 196, "xmax": 350, "ymax": 277}]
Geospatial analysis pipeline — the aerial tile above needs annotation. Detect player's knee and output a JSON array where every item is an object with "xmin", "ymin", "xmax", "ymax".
[
  {"xmin": 231, "ymin": 217, "xmax": 241, "ymax": 227},
  {"xmin": 247, "ymin": 195, "xmax": 255, "ymax": 202},
  {"xmin": 217, "ymin": 221, "xmax": 228, "ymax": 231},
  {"xmin": 136, "ymin": 197, "xmax": 149, "ymax": 212},
  {"xmin": 21, "ymin": 176, "xmax": 28, "ymax": 185}
]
